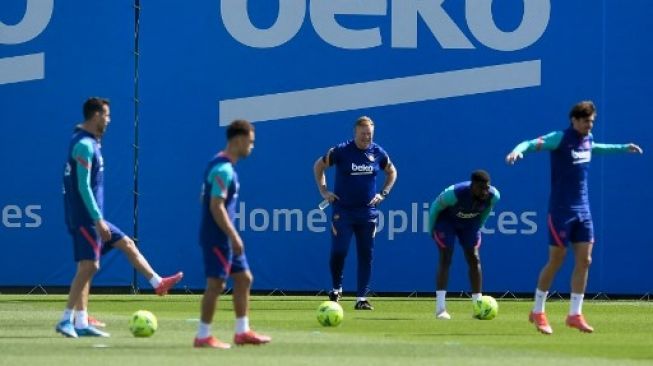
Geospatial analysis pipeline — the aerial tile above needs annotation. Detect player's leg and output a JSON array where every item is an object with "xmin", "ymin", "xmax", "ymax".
[
  {"xmin": 353, "ymin": 220, "xmax": 376, "ymax": 310},
  {"xmin": 231, "ymin": 255, "xmax": 271, "ymax": 345},
  {"xmin": 329, "ymin": 214, "xmax": 354, "ymax": 301},
  {"xmin": 461, "ymin": 230, "xmax": 483, "ymax": 313},
  {"xmin": 432, "ymin": 221, "xmax": 455, "ymax": 319},
  {"xmin": 108, "ymin": 222, "xmax": 183, "ymax": 295},
  {"xmin": 195, "ymin": 245, "xmax": 231, "ymax": 349},
  {"xmin": 529, "ymin": 213, "xmax": 569, "ymax": 334},
  {"xmin": 566, "ymin": 213, "xmax": 594, "ymax": 332},
  {"xmin": 73, "ymin": 280, "xmax": 91, "ymax": 328},
  {"xmin": 69, "ymin": 261, "xmax": 109, "ymax": 336},
  {"xmin": 57, "ymin": 226, "xmax": 103, "ymax": 338}
]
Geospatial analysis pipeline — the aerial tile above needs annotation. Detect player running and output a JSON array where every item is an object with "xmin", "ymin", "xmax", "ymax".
[{"xmin": 506, "ymin": 100, "xmax": 643, "ymax": 334}]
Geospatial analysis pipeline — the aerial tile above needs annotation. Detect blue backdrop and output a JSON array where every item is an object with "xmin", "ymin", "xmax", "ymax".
[{"xmin": 1, "ymin": 0, "xmax": 651, "ymax": 294}]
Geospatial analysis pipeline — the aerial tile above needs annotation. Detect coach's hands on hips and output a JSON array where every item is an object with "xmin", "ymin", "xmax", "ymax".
[
  {"xmin": 505, "ymin": 151, "xmax": 523, "ymax": 165},
  {"xmin": 369, "ymin": 193, "xmax": 385, "ymax": 206},
  {"xmin": 320, "ymin": 189, "xmax": 339, "ymax": 203},
  {"xmin": 627, "ymin": 143, "xmax": 643, "ymax": 154}
]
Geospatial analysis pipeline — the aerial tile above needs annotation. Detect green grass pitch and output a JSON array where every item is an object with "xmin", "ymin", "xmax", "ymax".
[{"xmin": 1, "ymin": 295, "xmax": 651, "ymax": 366}]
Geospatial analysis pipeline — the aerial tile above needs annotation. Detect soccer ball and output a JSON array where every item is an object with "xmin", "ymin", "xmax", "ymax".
[
  {"xmin": 316, "ymin": 301, "xmax": 344, "ymax": 327},
  {"xmin": 473, "ymin": 295, "xmax": 499, "ymax": 320},
  {"xmin": 129, "ymin": 310, "xmax": 158, "ymax": 337}
]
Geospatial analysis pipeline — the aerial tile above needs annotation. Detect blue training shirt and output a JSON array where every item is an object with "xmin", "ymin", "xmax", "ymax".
[
  {"xmin": 428, "ymin": 181, "xmax": 500, "ymax": 233},
  {"xmin": 511, "ymin": 126, "xmax": 629, "ymax": 211},
  {"xmin": 199, "ymin": 152, "xmax": 239, "ymax": 246},
  {"xmin": 327, "ymin": 140, "xmax": 389, "ymax": 213},
  {"xmin": 63, "ymin": 127, "xmax": 104, "ymax": 230}
]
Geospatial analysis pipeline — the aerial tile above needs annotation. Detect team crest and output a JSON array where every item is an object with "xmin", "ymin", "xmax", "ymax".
[{"xmin": 366, "ymin": 154, "xmax": 375, "ymax": 162}]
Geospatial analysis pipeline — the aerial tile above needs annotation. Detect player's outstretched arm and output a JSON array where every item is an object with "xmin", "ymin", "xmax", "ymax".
[
  {"xmin": 506, "ymin": 131, "xmax": 563, "ymax": 165},
  {"xmin": 592, "ymin": 142, "xmax": 644, "ymax": 154}
]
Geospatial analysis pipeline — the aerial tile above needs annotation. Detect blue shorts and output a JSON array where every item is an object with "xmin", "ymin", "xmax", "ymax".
[
  {"xmin": 70, "ymin": 221, "xmax": 126, "ymax": 262},
  {"xmin": 432, "ymin": 220, "xmax": 481, "ymax": 250},
  {"xmin": 201, "ymin": 244, "xmax": 249, "ymax": 280},
  {"xmin": 547, "ymin": 211, "xmax": 594, "ymax": 247}
]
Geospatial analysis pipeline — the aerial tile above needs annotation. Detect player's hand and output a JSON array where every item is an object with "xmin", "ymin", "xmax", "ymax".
[
  {"xmin": 627, "ymin": 143, "xmax": 643, "ymax": 154},
  {"xmin": 95, "ymin": 219, "xmax": 111, "ymax": 242},
  {"xmin": 231, "ymin": 236, "xmax": 244, "ymax": 256},
  {"xmin": 505, "ymin": 151, "xmax": 523, "ymax": 165},
  {"xmin": 368, "ymin": 193, "xmax": 385, "ymax": 206},
  {"xmin": 320, "ymin": 190, "xmax": 339, "ymax": 203}
]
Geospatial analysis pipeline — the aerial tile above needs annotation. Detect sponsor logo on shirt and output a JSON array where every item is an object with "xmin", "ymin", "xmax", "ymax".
[
  {"xmin": 571, "ymin": 149, "xmax": 591, "ymax": 164},
  {"xmin": 456, "ymin": 212, "xmax": 480, "ymax": 219},
  {"xmin": 351, "ymin": 163, "xmax": 374, "ymax": 175}
]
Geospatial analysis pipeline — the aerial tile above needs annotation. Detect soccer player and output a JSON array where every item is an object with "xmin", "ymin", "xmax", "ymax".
[
  {"xmin": 194, "ymin": 120, "xmax": 271, "ymax": 349},
  {"xmin": 506, "ymin": 100, "xmax": 643, "ymax": 334},
  {"xmin": 427, "ymin": 170, "xmax": 500, "ymax": 320},
  {"xmin": 56, "ymin": 97, "xmax": 183, "ymax": 338},
  {"xmin": 313, "ymin": 116, "xmax": 398, "ymax": 310}
]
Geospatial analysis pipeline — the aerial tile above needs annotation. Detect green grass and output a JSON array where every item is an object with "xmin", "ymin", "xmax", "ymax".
[{"xmin": 0, "ymin": 295, "xmax": 651, "ymax": 366}]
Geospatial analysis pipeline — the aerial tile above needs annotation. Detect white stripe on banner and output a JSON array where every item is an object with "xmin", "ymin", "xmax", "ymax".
[
  {"xmin": 0, "ymin": 53, "xmax": 45, "ymax": 85},
  {"xmin": 219, "ymin": 59, "xmax": 541, "ymax": 125}
]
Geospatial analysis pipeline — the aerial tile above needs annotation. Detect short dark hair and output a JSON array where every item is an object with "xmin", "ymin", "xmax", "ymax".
[
  {"xmin": 471, "ymin": 170, "xmax": 490, "ymax": 184},
  {"xmin": 83, "ymin": 97, "xmax": 109, "ymax": 120},
  {"xmin": 226, "ymin": 119, "xmax": 254, "ymax": 140},
  {"xmin": 354, "ymin": 116, "xmax": 374, "ymax": 128},
  {"xmin": 569, "ymin": 100, "xmax": 596, "ymax": 120}
]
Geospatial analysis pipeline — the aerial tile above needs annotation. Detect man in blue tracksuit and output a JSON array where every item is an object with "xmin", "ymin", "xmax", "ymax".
[
  {"xmin": 506, "ymin": 100, "xmax": 643, "ymax": 334},
  {"xmin": 313, "ymin": 116, "xmax": 398, "ymax": 310}
]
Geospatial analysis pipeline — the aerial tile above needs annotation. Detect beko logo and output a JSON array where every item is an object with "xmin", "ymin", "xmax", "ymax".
[
  {"xmin": 222, "ymin": 0, "xmax": 550, "ymax": 50},
  {"xmin": 0, "ymin": 0, "xmax": 53, "ymax": 85},
  {"xmin": 351, "ymin": 163, "xmax": 374, "ymax": 174},
  {"xmin": 571, "ymin": 150, "xmax": 591, "ymax": 164},
  {"xmin": 218, "ymin": 0, "xmax": 551, "ymax": 125}
]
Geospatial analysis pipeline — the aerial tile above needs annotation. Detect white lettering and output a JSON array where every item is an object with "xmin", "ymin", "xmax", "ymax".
[
  {"xmin": 520, "ymin": 211, "xmax": 537, "ymax": 234},
  {"xmin": 2, "ymin": 204, "xmax": 42, "ymax": 228},
  {"xmin": 466, "ymin": 0, "xmax": 550, "ymax": 51},
  {"xmin": 24, "ymin": 205, "xmax": 42, "ymax": 228},
  {"xmin": 249, "ymin": 208, "xmax": 270, "ymax": 231},
  {"xmin": 388, "ymin": 210, "xmax": 407, "ymax": 240},
  {"xmin": 456, "ymin": 212, "xmax": 480, "ymax": 219},
  {"xmin": 351, "ymin": 163, "xmax": 374, "ymax": 172},
  {"xmin": 392, "ymin": 0, "xmax": 473, "ymax": 49},
  {"xmin": 2, "ymin": 205, "xmax": 22, "ymax": 228},
  {"xmin": 272, "ymin": 208, "xmax": 303, "ymax": 231},
  {"xmin": 0, "ymin": 0, "xmax": 53, "ymax": 44},
  {"xmin": 306, "ymin": 209, "xmax": 327, "ymax": 232},
  {"xmin": 222, "ymin": 0, "xmax": 551, "ymax": 50},
  {"xmin": 221, "ymin": 0, "xmax": 305, "ymax": 48},
  {"xmin": 497, "ymin": 211, "xmax": 519, "ymax": 234},
  {"xmin": 572, "ymin": 149, "xmax": 591, "ymax": 164},
  {"xmin": 311, "ymin": 0, "xmax": 385, "ymax": 49},
  {"xmin": 233, "ymin": 201, "xmax": 538, "ymax": 240}
]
